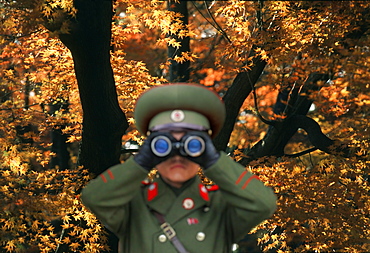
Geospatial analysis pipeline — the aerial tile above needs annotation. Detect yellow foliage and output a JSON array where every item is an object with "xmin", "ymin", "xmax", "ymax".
[
  {"xmin": 1, "ymin": 0, "xmax": 370, "ymax": 252},
  {"xmin": 250, "ymin": 153, "xmax": 370, "ymax": 252}
]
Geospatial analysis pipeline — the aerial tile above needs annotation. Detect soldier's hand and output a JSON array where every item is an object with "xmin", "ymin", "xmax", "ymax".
[
  {"xmin": 183, "ymin": 131, "xmax": 220, "ymax": 169},
  {"xmin": 134, "ymin": 132, "xmax": 175, "ymax": 171}
]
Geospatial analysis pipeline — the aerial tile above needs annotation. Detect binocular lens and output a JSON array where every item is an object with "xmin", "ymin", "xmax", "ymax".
[
  {"xmin": 184, "ymin": 136, "xmax": 205, "ymax": 157},
  {"xmin": 151, "ymin": 136, "xmax": 171, "ymax": 157},
  {"xmin": 188, "ymin": 139, "xmax": 201, "ymax": 152}
]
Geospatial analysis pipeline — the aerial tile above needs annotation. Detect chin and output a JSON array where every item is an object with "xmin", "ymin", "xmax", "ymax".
[{"xmin": 168, "ymin": 176, "xmax": 187, "ymax": 184}]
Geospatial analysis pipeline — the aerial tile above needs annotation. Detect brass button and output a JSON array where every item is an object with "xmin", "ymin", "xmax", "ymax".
[
  {"xmin": 203, "ymin": 206, "xmax": 210, "ymax": 212},
  {"xmin": 232, "ymin": 243, "xmax": 239, "ymax": 251},
  {"xmin": 196, "ymin": 232, "xmax": 206, "ymax": 241},
  {"xmin": 158, "ymin": 234, "xmax": 167, "ymax": 242}
]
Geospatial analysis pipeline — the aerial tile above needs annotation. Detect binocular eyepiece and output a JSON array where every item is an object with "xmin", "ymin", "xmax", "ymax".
[{"xmin": 151, "ymin": 135, "xmax": 205, "ymax": 157}]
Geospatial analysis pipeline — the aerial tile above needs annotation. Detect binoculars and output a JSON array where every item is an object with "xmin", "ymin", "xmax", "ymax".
[{"xmin": 151, "ymin": 135, "xmax": 205, "ymax": 157}]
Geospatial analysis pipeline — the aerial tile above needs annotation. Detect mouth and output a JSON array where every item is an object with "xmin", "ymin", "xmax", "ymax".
[{"xmin": 170, "ymin": 163, "xmax": 185, "ymax": 170}]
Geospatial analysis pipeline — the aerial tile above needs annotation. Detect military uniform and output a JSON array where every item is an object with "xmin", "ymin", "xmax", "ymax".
[
  {"xmin": 81, "ymin": 83, "xmax": 277, "ymax": 253},
  {"xmin": 81, "ymin": 152, "xmax": 276, "ymax": 253}
]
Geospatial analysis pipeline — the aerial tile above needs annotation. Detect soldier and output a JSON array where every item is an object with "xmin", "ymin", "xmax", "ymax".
[{"xmin": 81, "ymin": 83, "xmax": 277, "ymax": 253}]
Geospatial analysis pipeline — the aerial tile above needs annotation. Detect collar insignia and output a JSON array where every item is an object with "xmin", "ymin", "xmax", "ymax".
[
  {"xmin": 199, "ymin": 184, "xmax": 210, "ymax": 201},
  {"xmin": 147, "ymin": 182, "xmax": 158, "ymax": 201}
]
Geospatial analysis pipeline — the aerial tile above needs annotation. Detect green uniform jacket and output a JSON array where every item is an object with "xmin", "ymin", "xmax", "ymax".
[{"xmin": 81, "ymin": 152, "xmax": 277, "ymax": 253}]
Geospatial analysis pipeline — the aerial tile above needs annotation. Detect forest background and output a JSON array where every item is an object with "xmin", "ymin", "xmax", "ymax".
[{"xmin": 1, "ymin": 0, "xmax": 369, "ymax": 252}]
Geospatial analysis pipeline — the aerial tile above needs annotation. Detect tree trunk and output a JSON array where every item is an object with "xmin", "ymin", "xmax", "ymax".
[
  {"xmin": 167, "ymin": 0, "xmax": 190, "ymax": 82},
  {"xmin": 59, "ymin": 0, "xmax": 127, "ymax": 177},
  {"xmin": 49, "ymin": 102, "xmax": 71, "ymax": 170},
  {"xmin": 58, "ymin": 1, "xmax": 126, "ymax": 252}
]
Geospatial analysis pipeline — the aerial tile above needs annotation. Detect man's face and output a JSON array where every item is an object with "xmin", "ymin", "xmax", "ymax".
[{"xmin": 156, "ymin": 131, "xmax": 200, "ymax": 188}]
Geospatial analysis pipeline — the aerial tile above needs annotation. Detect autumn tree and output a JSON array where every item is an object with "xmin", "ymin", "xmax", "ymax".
[{"xmin": 1, "ymin": 1, "xmax": 369, "ymax": 253}]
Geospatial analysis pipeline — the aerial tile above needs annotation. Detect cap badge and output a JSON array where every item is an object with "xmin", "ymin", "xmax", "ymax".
[
  {"xmin": 171, "ymin": 110, "xmax": 185, "ymax": 122},
  {"xmin": 182, "ymin": 198, "xmax": 195, "ymax": 210}
]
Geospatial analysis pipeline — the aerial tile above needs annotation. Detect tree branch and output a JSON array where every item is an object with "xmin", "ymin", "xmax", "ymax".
[{"xmin": 214, "ymin": 51, "xmax": 267, "ymax": 151}]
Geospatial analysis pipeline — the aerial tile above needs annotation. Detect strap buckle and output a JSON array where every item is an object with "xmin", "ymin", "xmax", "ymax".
[{"xmin": 160, "ymin": 222, "xmax": 176, "ymax": 240}]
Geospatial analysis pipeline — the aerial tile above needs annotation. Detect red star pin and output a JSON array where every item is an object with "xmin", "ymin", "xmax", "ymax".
[{"xmin": 187, "ymin": 218, "xmax": 199, "ymax": 225}]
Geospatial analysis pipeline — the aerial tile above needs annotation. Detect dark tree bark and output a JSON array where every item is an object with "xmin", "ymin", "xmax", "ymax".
[
  {"xmin": 213, "ymin": 54, "xmax": 267, "ymax": 151},
  {"xmin": 58, "ymin": 0, "xmax": 127, "ymax": 177},
  {"xmin": 50, "ymin": 128, "xmax": 70, "ymax": 170},
  {"xmin": 48, "ymin": 102, "xmax": 71, "ymax": 170},
  {"xmin": 167, "ymin": 0, "xmax": 190, "ymax": 82}
]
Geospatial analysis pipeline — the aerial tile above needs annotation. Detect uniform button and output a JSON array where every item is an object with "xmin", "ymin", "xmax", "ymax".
[
  {"xmin": 158, "ymin": 234, "xmax": 167, "ymax": 242},
  {"xmin": 196, "ymin": 232, "xmax": 206, "ymax": 241},
  {"xmin": 203, "ymin": 206, "xmax": 210, "ymax": 212}
]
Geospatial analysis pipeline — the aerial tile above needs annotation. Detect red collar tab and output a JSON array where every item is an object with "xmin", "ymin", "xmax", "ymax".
[
  {"xmin": 199, "ymin": 184, "xmax": 210, "ymax": 201},
  {"xmin": 147, "ymin": 182, "xmax": 158, "ymax": 201}
]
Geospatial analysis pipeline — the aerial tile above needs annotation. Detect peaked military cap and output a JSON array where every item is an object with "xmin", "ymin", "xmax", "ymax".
[{"xmin": 134, "ymin": 83, "xmax": 226, "ymax": 138}]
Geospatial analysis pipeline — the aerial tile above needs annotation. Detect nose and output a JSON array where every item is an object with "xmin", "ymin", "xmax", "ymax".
[
  {"xmin": 170, "ymin": 155, "xmax": 186, "ymax": 163},
  {"xmin": 171, "ymin": 131, "xmax": 186, "ymax": 141}
]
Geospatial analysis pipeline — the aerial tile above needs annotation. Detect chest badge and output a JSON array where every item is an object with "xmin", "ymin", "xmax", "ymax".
[
  {"xmin": 182, "ymin": 198, "xmax": 195, "ymax": 210},
  {"xmin": 187, "ymin": 217, "xmax": 199, "ymax": 225}
]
